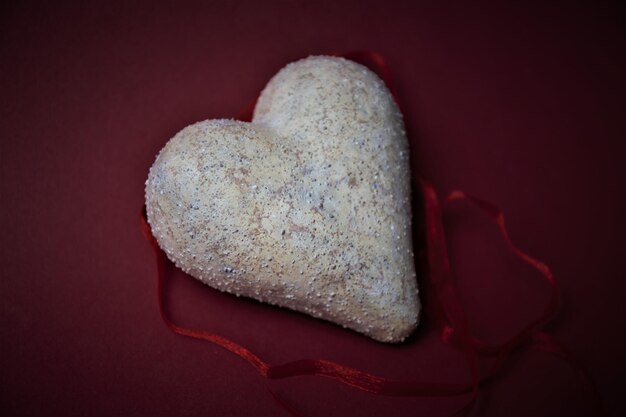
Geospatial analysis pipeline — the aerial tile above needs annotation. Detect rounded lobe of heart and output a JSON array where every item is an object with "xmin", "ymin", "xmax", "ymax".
[{"xmin": 145, "ymin": 56, "xmax": 420, "ymax": 342}]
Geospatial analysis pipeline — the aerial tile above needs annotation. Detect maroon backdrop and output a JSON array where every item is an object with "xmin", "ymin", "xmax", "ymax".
[{"xmin": 1, "ymin": 1, "xmax": 625, "ymax": 416}]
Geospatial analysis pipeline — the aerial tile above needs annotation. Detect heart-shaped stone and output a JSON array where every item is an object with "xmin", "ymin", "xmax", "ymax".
[{"xmin": 145, "ymin": 56, "xmax": 420, "ymax": 342}]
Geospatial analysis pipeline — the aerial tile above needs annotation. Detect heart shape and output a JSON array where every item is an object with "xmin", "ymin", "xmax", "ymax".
[{"xmin": 145, "ymin": 56, "xmax": 420, "ymax": 342}]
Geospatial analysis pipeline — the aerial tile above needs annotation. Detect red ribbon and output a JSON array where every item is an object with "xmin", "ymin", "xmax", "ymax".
[{"xmin": 140, "ymin": 52, "xmax": 606, "ymax": 416}]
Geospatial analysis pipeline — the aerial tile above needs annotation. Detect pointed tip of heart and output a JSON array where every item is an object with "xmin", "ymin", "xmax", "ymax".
[{"xmin": 361, "ymin": 299, "xmax": 421, "ymax": 343}]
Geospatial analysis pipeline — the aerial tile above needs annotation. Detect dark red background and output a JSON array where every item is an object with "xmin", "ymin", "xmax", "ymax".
[{"xmin": 1, "ymin": 1, "xmax": 625, "ymax": 416}]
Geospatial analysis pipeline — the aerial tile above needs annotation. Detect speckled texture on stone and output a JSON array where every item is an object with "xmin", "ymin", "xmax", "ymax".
[{"xmin": 145, "ymin": 56, "xmax": 420, "ymax": 342}]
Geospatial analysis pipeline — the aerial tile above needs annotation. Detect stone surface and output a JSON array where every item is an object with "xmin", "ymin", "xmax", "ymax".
[{"xmin": 145, "ymin": 56, "xmax": 420, "ymax": 342}]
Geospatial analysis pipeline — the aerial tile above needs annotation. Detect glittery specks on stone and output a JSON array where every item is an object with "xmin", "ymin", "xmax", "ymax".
[{"xmin": 145, "ymin": 56, "xmax": 420, "ymax": 343}]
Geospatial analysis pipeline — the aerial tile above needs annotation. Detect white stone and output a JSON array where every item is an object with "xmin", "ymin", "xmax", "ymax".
[{"xmin": 145, "ymin": 56, "xmax": 420, "ymax": 342}]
